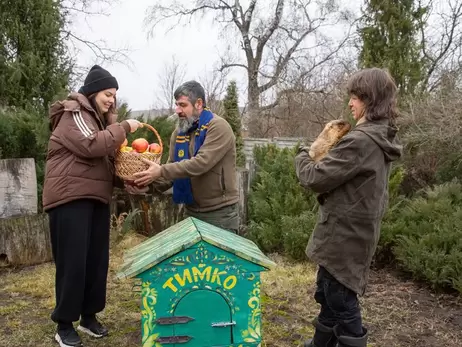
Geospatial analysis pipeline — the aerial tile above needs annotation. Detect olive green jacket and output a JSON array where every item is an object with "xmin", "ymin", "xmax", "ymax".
[{"xmin": 295, "ymin": 119, "xmax": 402, "ymax": 295}]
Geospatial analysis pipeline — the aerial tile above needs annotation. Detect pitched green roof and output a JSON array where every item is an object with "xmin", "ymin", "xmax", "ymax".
[{"xmin": 117, "ymin": 217, "xmax": 276, "ymax": 280}]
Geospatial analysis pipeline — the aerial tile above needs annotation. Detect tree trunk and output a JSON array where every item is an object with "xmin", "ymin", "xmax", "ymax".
[
  {"xmin": 0, "ymin": 213, "xmax": 52, "ymax": 266},
  {"xmin": 128, "ymin": 190, "xmax": 186, "ymax": 237},
  {"xmin": 247, "ymin": 71, "xmax": 262, "ymax": 137},
  {"xmin": 0, "ymin": 158, "xmax": 37, "ymax": 218},
  {"xmin": 120, "ymin": 169, "xmax": 250, "ymax": 236}
]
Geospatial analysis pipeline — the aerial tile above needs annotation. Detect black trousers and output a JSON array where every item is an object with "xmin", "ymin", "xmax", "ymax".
[
  {"xmin": 48, "ymin": 199, "xmax": 110, "ymax": 324},
  {"xmin": 314, "ymin": 266, "xmax": 363, "ymax": 337}
]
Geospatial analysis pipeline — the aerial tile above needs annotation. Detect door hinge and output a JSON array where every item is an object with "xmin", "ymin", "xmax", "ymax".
[
  {"xmin": 156, "ymin": 335, "xmax": 192, "ymax": 344},
  {"xmin": 156, "ymin": 316, "xmax": 194, "ymax": 325},
  {"xmin": 211, "ymin": 321, "xmax": 236, "ymax": 327}
]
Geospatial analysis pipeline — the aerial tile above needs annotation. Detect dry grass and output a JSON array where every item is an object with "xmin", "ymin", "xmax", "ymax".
[
  {"xmin": 0, "ymin": 234, "xmax": 461, "ymax": 347},
  {"xmin": 261, "ymin": 256, "xmax": 462, "ymax": 347},
  {"xmin": 0, "ymin": 234, "xmax": 143, "ymax": 347}
]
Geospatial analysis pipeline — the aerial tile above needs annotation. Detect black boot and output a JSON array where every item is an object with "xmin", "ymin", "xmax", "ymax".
[
  {"xmin": 304, "ymin": 318, "xmax": 338, "ymax": 347},
  {"xmin": 334, "ymin": 326, "xmax": 368, "ymax": 347}
]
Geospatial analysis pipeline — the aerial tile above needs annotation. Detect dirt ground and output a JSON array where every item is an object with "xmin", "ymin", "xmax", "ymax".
[
  {"xmin": 262, "ymin": 256, "xmax": 462, "ymax": 347},
  {"xmin": 0, "ymin": 235, "xmax": 461, "ymax": 347}
]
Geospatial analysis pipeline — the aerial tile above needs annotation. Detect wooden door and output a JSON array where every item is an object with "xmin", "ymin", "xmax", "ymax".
[{"xmin": 174, "ymin": 289, "xmax": 233, "ymax": 346}]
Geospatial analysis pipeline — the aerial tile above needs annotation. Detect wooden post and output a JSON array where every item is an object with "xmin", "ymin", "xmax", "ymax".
[
  {"xmin": 0, "ymin": 158, "xmax": 37, "ymax": 218},
  {"xmin": 236, "ymin": 168, "xmax": 249, "ymax": 234},
  {"xmin": 245, "ymin": 159, "xmax": 257, "ymax": 192},
  {"xmin": 0, "ymin": 213, "xmax": 52, "ymax": 266}
]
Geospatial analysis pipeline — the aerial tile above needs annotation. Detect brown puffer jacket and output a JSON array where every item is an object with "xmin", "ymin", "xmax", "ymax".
[{"xmin": 42, "ymin": 93, "xmax": 130, "ymax": 211}]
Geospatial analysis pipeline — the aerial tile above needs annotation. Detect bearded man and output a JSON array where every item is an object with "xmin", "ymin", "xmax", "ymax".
[{"xmin": 131, "ymin": 80, "xmax": 240, "ymax": 233}]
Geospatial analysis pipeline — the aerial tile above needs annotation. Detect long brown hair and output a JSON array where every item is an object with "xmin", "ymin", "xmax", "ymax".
[
  {"xmin": 347, "ymin": 68, "xmax": 399, "ymax": 124},
  {"xmin": 87, "ymin": 92, "xmax": 117, "ymax": 117}
]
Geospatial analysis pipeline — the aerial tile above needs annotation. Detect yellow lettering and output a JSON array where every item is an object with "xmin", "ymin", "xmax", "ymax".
[
  {"xmin": 162, "ymin": 277, "xmax": 178, "ymax": 292},
  {"xmin": 211, "ymin": 268, "xmax": 227, "ymax": 285},
  {"xmin": 192, "ymin": 266, "xmax": 212, "ymax": 282},
  {"xmin": 163, "ymin": 266, "xmax": 240, "ymax": 292},
  {"xmin": 174, "ymin": 269, "xmax": 192, "ymax": 287},
  {"xmin": 223, "ymin": 275, "xmax": 237, "ymax": 290}
]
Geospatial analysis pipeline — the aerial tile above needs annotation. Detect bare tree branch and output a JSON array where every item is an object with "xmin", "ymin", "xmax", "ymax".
[
  {"xmin": 219, "ymin": 63, "xmax": 249, "ymax": 71},
  {"xmin": 156, "ymin": 55, "xmax": 187, "ymax": 113},
  {"xmin": 65, "ymin": 31, "xmax": 131, "ymax": 66},
  {"xmin": 419, "ymin": 0, "xmax": 462, "ymax": 91},
  {"xmin": 61, "ymin": 0, "xmax": 133, "ymax": 86},
  {"xmin": 198, "ymin": 65, "xmax": 230, "ymax": 115},
  {"xmin": 144, "ymin": 0, "xmax": 356, "ymax": 137}
]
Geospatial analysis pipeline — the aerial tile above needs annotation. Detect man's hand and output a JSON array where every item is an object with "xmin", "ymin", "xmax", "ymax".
[
  {"xmin": 124, "ymin": 182, "xmax": 149, "ymax": 195},
  {"xmin": 133, "ymin": 158, "xmax": 162, "ymax": 186}
]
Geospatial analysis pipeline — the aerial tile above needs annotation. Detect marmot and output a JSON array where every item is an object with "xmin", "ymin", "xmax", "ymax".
[{"xmin": 309, "ymin": 119, "xmax": 351, "ymax": 162}]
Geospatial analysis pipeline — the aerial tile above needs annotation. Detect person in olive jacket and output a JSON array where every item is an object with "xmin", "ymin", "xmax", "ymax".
[
  {"xmin": 132, "ymin": 80, "xmax": 240, "ymax": 233},
  {"xmin": 295, "ymin": 68, "xmax": 403, "ymax": 347},
  {"xmin": 42, "ymin": 65, "xmax": 142, "ymax": 347}
]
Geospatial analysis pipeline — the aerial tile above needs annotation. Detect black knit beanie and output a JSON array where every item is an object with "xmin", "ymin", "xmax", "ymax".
[{"xmin": 78, "ymin": 65, "xmax": 119, "ymax": 96}]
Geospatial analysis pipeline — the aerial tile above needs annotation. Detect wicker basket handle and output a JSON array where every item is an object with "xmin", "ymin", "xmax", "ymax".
[{"xmin": 138, "ymin": 122, "xmax": 163, "ymax": 153}]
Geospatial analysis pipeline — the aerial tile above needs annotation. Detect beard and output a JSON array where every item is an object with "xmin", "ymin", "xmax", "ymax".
[
  {"xmin": 178, "ymin": 108, "xmax": 200, "ymax": 133},
  {"xmin": 178, "ymin": 116, "xmax": 195, "ymax": 133}
]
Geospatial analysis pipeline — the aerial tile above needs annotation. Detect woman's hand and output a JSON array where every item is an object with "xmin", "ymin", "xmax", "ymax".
[
  {"xmin": 124, "ymin": 182, "xmax": 149, "ymax": 195},
  {"xmin": 125, "ymin": 119, "xmax": 143, "ymax": 133}
]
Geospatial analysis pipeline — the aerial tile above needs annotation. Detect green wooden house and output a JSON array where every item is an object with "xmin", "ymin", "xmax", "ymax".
[{"xmin": 117, "ymin": 217, "xmax": 276, "ymax": 347}]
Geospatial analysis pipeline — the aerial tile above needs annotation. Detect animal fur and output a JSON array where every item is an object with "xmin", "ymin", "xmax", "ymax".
[{"xmin": 309, "ymin": 119, "xmax": 351, "ymax": 162}]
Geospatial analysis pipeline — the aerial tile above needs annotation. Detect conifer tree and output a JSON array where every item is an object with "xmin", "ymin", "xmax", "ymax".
[
  {"xmin": 0, "ymin": 0, "xmax": 70, "ymax": 111},
  {"xmin": 223, "ymin": 81, "xmax": 246, "ymax": 167},
  {"xmin": 359, "ymin": 0, "xmax": 427, "ymax": 96}
]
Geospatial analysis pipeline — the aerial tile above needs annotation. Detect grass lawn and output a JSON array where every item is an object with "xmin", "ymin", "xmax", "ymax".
[{"xmin": 0, "ymin": 233, "xmax": 461, "ymax": 347}]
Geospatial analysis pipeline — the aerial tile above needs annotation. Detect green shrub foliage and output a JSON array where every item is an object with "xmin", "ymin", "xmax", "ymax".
[
  {"xmin": 389, "ymin": 181, "xmax": 462, "ymax": 292},
  {"xmin": 246, "ymin": 144, "xmax": 318, "ymax": 260},
  {"xmin": 247, "ymin": 144, "xmax": 462, "ymax": 293}
]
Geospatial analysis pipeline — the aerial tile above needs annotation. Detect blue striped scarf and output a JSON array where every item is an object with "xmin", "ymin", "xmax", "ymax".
[{"xmin": 172, "ymin": 109, "xmax": 214, "ymax": 204}]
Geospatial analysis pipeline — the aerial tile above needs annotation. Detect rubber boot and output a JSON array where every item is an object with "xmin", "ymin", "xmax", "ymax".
[
  {"xmin": 303, "ymin": 318, "xmax": 338, "ymax": 347},
  {"xmin": 334, "ymin": 325, "xmax": 368, "ymax": 347}
]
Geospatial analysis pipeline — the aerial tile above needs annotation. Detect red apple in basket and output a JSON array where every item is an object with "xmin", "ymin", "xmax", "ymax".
[
  {"xmin": 148, "ymin": 143, "xmax": 161, "ymax": 154},
  {"xmin": 131, "ymin": 138, "xmax": 149, "ymax": 153}
]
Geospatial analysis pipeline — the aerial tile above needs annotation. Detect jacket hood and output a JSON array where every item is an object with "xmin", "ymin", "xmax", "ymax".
[
  {"xmin": 355, "ymin": 119, "xmax": 403, "ymax": 162},
  {"xmin": 48, "ymin": 93, "xmax": 101, "ymax": 131}
]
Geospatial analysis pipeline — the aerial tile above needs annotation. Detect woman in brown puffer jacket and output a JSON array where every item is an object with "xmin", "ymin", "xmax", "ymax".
[{"xmin": 43, "ymin": 65, "xmax": 142, "ymax": 347}]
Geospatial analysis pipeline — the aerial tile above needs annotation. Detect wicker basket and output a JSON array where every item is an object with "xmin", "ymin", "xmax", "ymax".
[{"xmin": 115, "ymin": 123, "xmax": 163, "ymax": 181}]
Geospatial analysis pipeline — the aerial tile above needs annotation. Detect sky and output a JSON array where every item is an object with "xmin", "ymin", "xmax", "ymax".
[
  {"xmin": 70, "ymin": 0, "xmax": 359, "ymax": 111},
  {"xmin": 71, "ymin": 0, "xmax": 241, "ymax": 111}
]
